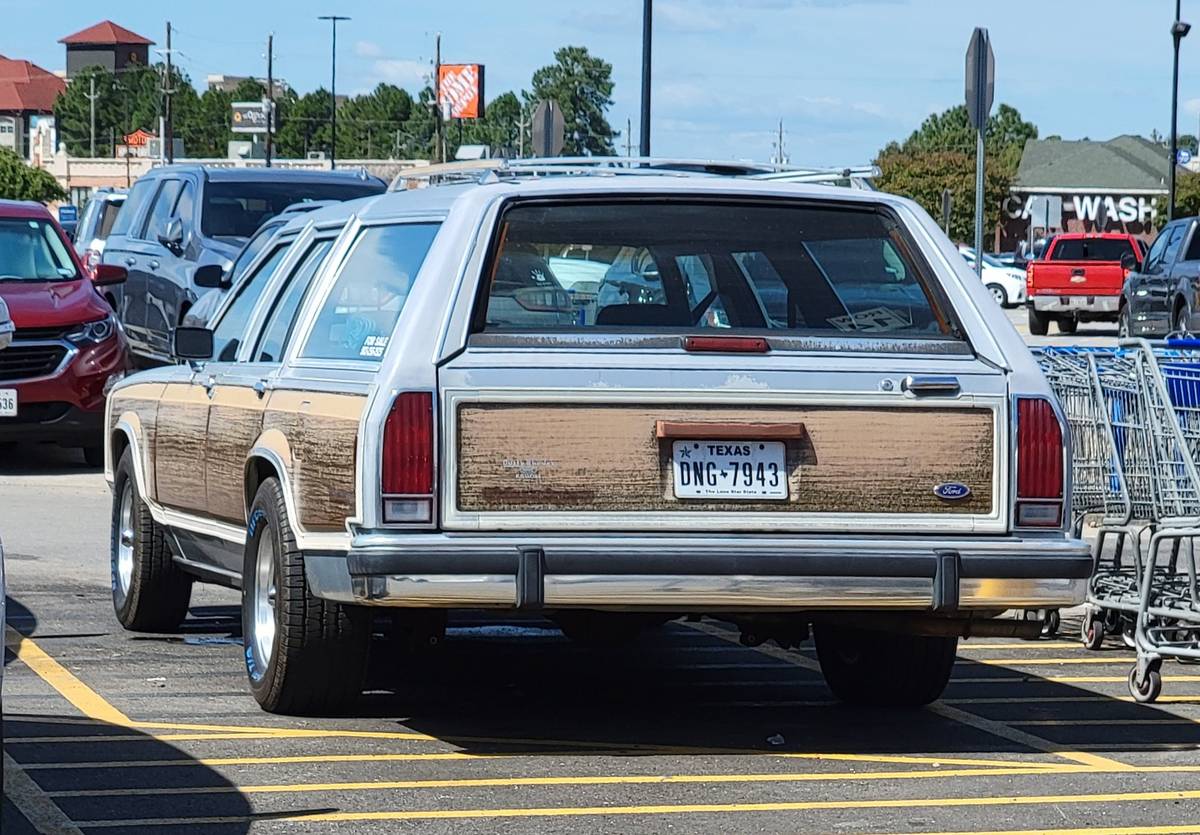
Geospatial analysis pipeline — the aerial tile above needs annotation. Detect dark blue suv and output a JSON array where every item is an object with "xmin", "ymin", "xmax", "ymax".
[{"xmin": 102, "ymin": 165, "xmax": 385, "ymax": 365}]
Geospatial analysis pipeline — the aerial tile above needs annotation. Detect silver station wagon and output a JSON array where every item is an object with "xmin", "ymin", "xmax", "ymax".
[{"xmin": 105, "ymin": 159, "xmax": 1090, "ymax": 714}]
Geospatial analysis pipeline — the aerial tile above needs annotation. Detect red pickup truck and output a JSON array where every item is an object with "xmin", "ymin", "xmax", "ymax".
[{"xmin": 1026, "ymin": 233, "xmax": 1143, "ymax": 335}]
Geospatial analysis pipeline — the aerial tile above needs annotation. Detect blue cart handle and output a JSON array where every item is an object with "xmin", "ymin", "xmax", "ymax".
[{"xmin": 1165, "ymin": 337, "xmax": 1200, "ymax": 349}]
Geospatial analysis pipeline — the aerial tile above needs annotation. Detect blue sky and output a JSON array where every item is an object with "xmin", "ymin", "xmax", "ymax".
[{"xmin": 3, "ymin": 0, "xmax": 1198, "ymax": 164}]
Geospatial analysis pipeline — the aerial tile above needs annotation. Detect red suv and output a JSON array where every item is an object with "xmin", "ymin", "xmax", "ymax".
[{"xmin": 0, "ymin": 200, "xmax": 128, "ymax": 464}]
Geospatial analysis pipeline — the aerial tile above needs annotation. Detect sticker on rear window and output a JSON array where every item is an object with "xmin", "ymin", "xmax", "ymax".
[
  {"xmin": 358, "ymin": 335, "xmax": 389, "ymax": 358},
  {"xmin": 827, "ymin": 307, "xmax": 913, "ymax": 333}
]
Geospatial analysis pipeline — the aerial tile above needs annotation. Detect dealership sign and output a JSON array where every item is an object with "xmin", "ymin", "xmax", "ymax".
[{"xmin": 1005, "ymin": 193, "xmax": 1159, "ymax": 225}]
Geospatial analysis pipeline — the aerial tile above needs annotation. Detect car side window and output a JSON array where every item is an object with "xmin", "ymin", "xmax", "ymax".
[
  {"xmin": 141, "ymin": 180, "xmax": 182, "ymax": 243},
  {"xmin": 209, "ymin": 243, "xmax": 292, "ymax": 362},
  {"xmin": 299, "ymin": 223, "xmax": 440, "ymax": 362},
  {"xmin": 108, "ymin": 178, "xmax": 155, "ymax": 238},
  {"xmin": 1144, "ymin": 226, "xmax": 1177, "ymax": 274},
  {"xmin": 253, "ymin": 239, "xmax": 335, "ymax": 363},
  {"xmin": 172, "ymin": 182, "xmax": 195, "ymax": 227},
  {"xmin": 1183, "ymin": 224, "xmax": 1200, "ymax": 263},
  {"xmin": 1159, "ymin": 226, "xmax": 1188, "ymax": 274}
]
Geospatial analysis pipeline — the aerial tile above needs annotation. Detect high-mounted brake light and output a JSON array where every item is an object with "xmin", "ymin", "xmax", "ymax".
[
  {"xmin": 1015, "ymin": 397, "xmax": 1065, "ymax": 528},
  {"xmin": 382, "ymin": 392, "xmax": 434, "ymax": 524},
  {"xmin": 683, "ymin": 336, "xmax": 770, "ymax": 354}
]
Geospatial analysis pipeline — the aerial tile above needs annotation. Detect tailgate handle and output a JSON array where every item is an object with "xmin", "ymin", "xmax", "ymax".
[
  {"xmin": 1071, "ymin": 268, "xmax": 1085, "ymax": 276},
  {"xmin": 901, "ymin": 375, "xmax": 961, "ymax": 397},
  {"xmin": 656, "ymin": 420, "xmax": 807, "ymax": 440}
]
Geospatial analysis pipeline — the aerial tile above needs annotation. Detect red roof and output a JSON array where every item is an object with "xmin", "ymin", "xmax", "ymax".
[
  {"xmin": 59, "ymin": 21, "xmax": 154, "ymax": 46},
  {"xmin": 0, "ymin": 56, "xmax": 66, "ymax": 114}
]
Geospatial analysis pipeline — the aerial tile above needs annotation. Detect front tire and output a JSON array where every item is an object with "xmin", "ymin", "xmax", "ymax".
[
  {"xmin": 986, "ymin": 284, "xmax": 1008, "ymax": 307},
  {"xmin": 242, "ymin": 477, "xmax": 369, "ymax": 714},
  {"xmin": 1028, "ymin": 307, "xmax": 1050, "ymax": 336},
  {"xmin": 1118, "ymin": 305, "xmax": 1132, "ymax": 339},
  {"xmin": 110, "ymin": 449, "xmax": 192, "ymax": 631},
  {"xmin": 814, "ymin": 623, "xmax": 957, "ymax": 706}
]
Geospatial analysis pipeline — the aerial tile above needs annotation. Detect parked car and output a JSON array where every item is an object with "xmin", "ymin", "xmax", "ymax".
[
  {"xmin": 957, "ymin": 246, "xmax": 1027, "ymax": 308},
  {"xmin": 102, "ymin": 165, "xmax": 386, "ymax": 366},
  {"xmin": 74, "ymin": 188, "xmax": 127, "ymax": 283},
  {"xmin": 0, "ymin": 295, "xmax": 12, "ymax": 350},
  {"xmin": 1025, "ymin": 232, "xmax": 1142, "ymax": 335},
  {"xmin": 0, "ymin": 200, "xmax": 128, "ymax": 465},
  {"xmin": 105, "ymin": 163, "xmax": 1089, "ymax": 714},
  {"xmin": 1120, "ymin": 217, "xmax": 1200, "ymax": 337}
]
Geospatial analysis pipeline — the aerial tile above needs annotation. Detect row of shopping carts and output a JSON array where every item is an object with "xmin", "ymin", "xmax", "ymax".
[{"xmin": 1035, "ymin": 340, "xmax": 1200, "ymax": 703}]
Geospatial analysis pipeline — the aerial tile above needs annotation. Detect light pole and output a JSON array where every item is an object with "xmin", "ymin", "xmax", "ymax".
[
  {"xmin": 1170, "ymin": 2, "xmax": 1191, "ymax": 221},
  {"xmin": 318, "ymin": 14, "xmax": 350, "ymax": 169},
  {"xmin": 640, "ymin": 0, "xmax": 652, "ymax": 156}
]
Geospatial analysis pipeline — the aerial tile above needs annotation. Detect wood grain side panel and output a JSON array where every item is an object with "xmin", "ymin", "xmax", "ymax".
[
  {"xmin": 457, "ymin": 404, "xmax": 994, "ymax": 515},
  {"xmin": 109, "ymin": 383, "xmax": 165, "ymax": 500},
  {"xmin": 205, "ymin": 386, "xmax": 268, "ymax": 523},
  {"xmin": 262, "ymin": 391, "xmax": 365, "ymax": 532},
  {"xmin": 153, "ymin": 384, "xmax": 210, "ymax": 514}
]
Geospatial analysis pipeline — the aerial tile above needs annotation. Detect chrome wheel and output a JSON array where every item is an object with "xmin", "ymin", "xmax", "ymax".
[
  {"xmin": 251, "ymin": 528, "xmax": 277, "ymax": 674},
  {"xmin": 115, "ymin": 480, "xmax": 134, "ymax": 599},
  {"xmin": 987, "ymin": 284, "xmax": 1006, "ymax": 307}
]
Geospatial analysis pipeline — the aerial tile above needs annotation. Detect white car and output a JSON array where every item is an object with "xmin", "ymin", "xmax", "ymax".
[{"xmin": 959, "ymin": 246, "xmax": 1026, "ymax": 308}]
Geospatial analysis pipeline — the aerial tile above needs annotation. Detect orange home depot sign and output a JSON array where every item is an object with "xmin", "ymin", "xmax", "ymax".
[{"xmin": 438, "ymin": 64, "xmax": 485, "ymax": 119}]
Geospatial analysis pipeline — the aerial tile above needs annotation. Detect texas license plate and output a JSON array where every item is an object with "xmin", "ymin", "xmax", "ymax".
[
  {"xmin": 671, "ymin": 440, "xmax": 788, "ymax": 500},
  {"xmin": 0, "ymin": 388, "xmax": 15, "ymax": 417}
]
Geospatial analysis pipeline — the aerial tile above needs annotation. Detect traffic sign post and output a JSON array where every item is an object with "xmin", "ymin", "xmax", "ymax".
[
  {"xmin": 965, "ymin": 27, "xmax": 994, "ymax": 278},
  {"xmin": 532, "ymin": 100, "xmax": 565, "ymax": 158},
  {"xmin": 941, "ymin": 189, "xmax": 952, "ymax": 235}
]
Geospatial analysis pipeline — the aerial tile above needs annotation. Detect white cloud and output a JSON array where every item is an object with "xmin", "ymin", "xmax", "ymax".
[
  {"xmin": 372, "ymin": 59, "xmax": 428, "ymax": 86},
  {"xmin": 658, "ymin": 2, "xmax": 727, "ymax": 33},
  {"xmin": 355, "ymin": 40, "xmax": 383, "ymax": 58},
  {"xmin": 1186, "ymin": 97, "xmax": 1200, "ymax": 116}
]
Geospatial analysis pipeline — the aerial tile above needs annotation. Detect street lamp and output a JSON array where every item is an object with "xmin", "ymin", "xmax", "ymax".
[
  {"xmin": 318, "ymin": 15, "xmax": 350, "ymax": 169},
  {"xmin": 1169, "ymin": 3, "xmax": 1191, "ymax": 221},
  {"xmin": 640, "ymin": 0, "xmax": 652, "ymax": 157}
]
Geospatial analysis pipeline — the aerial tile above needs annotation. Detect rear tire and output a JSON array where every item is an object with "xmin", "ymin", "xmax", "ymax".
[
  {"xmin": 110, "ymin": 449, "xmax": 192, "ymax": 631},
  {"xmin": 242, "ymin": 477, "xmax": 369, "ymax": 715},
  {"xmin": 82, "ymin": 445, "xmax": 104, "ymax": 468},
  {"xmin": 986, "ymin": 284, "xmax": 1008, "ymax": 307},
  {"xmin": 1057, "ymin": 316, "xmax": 1078, "ymax": 335},
  {"xmin": 1118, "ymin": 305, "xmax": 1132, "ymax": 339},
  {"xmin": 814, "ymin": 623, "xmax": 957, "ymax": 706},
  {"xmin": 1028, "ymin": 307, "xmax": 1050, "ymax": 336}
]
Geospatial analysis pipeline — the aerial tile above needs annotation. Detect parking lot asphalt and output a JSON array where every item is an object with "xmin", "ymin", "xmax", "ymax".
[{"xmin": 8, "ymin": 313, "xmax": 1196, "ymax": 835}]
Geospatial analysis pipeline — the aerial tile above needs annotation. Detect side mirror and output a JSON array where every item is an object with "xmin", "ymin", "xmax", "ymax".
[
  {"xmin": 173, "ymin": 326, "xmax": 213, "ymax": 361},
  {"xmin": 159, "ymin": 217, "xmax": 185, "ymax": 253},
  {"xmin": 1121, "ymin": 252, "xmax": 1138, "ymax": 271},
  {"xmin": 91, "ymin": 264, "xmax": 127, "ymax": 287},
  {"xmin": 193, "ymin": 263, "xmax": 225, "ymax": 289}
]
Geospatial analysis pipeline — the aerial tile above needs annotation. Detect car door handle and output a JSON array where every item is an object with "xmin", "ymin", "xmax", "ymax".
[
  {"xmin": 253, "ymin": 380, "xmax": 269, "ymax": 399},
  {"xmin": 149, "ymin": 260, "xmax": 160, "ymax": 270},
  {"xmin": 901, "ymin": 375, "xmax": 961, "ymax": 397},
  {"xmin": 124, "ymin": 257, "xmax": 136, "ymax": 266},
  {"xmin": 204, "ymin": 376, "xmax": 216, "ymax": 398}
]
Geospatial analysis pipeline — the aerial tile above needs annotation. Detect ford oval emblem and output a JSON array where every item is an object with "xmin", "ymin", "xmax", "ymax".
[{"xmin": 934, "ymin": 482, "xmax": 972, "ymax": 502}]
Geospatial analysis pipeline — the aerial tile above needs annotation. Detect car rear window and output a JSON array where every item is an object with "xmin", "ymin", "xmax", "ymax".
[
  {"xmin": 479, "ymin": 200, "xmax": 956, "ymax": 338},
  {"xmin": 1049, "ymin": 238, "xmax": 1135, "ymax": 262},
  {"xmin": 201, "ymin": 180, "xmax": 382, "ymax": 240}
]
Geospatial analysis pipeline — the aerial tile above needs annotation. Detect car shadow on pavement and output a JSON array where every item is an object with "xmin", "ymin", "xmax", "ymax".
[
  {"xmin": 356, "ymin": 613, "xmax": 1198, "ymax": 763},
  {"xmin": 0, "ymin": 443, "xmax": 94, "ymax": 475}
]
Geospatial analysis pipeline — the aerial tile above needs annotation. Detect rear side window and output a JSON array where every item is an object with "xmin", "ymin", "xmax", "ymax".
[
  {"xmin": 481, "ymin": 201, "xmax": 955, "ymax": 337},
  {"xmin": 96, "ymin": 200, "xmax": 124, "ymax": 240},
  {"xmin": 141, "ymin": 180, "xmax": 183, "ymax": 242},
  {"xmin": 299, "ymin": 223, "xmax": 440, "ymax": 362},
  {"xmin": 1049, "ymin": 238, "xmax": 1134, "ymax": 262},
  {"xmin": 202, "ymin": 181, "xmax": 383, "ymax": 239},
  {"xmin": 210, "ymin": 243, "xmax": 292, "ymax": 362},
  {"xmin": 254, "ymin": 239, "xmax": 335, "ymax": 362},
  {"xmin": 108, "ymin": 178, "xmax": 155, "ymax": 237}
]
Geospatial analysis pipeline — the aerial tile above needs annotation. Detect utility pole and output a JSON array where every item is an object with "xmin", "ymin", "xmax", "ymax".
[
  {"xmin": 85, "ymin": 76, "xmax": 99, "ymax": 157},
  {"xmin": 639, "ymin": 0, "xmax": 652, "ymax": 156},
  {"xmin": 772, "ymin": 119, "xmax": 787, "ymax": 165},
  {"xmin": 517, "ymin": 105, "xmax": 529, "ymax": 159},
  {"xmin": 265, "ymin": 33, "xmax": 274, "ymax": 168},
  {"xmin": 164, "ymin": 21, "xmax": 174, "ymax": 163},
  {"xmin": 625, "ymin": 117, "xmax": 633, "ymax": 157},
  {"xmin": 318, "ymin": 15, "xmax": 350, "ymax": 169},
  {"xmin": 433, "ymin": 32, "xmax": 444, "ymax": 163}
]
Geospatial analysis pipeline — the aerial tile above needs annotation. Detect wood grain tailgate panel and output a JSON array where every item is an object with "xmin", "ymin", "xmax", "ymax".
[{"xmin": 457, "ymin": 404, "xmax": 994, "ymax": 515}]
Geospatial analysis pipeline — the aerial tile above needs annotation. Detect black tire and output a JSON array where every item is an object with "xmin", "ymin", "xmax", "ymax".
[
  {"xmin": 110, "ymin": 449, "xmax": 192, "ymax": 631},
  {"xmin": 1040, "ymin": 609, "xmax": 1061, "ymax": 638},
  {"xmin": 1057, "ymin": 316, "xmax": 1078, "ymax": 335},
  {"xmin": 82, "ymin": 445, "xmax": 104, "ymax": 468},
  {"xmin": 1118, "ymin": 305, "xmax": 1132, "ymax": 339},
  {"xmin": 1082, "ymin": 613, "xmax": 1105, "ymax": 651},
  {"xmin": 1128, "ymin": 664, "xmax": 1163, "ymax": 703},
  {"xmin": 1028, "ymin": 307, "xmax": 1050, "ymax": 336},
  {"xmin": 1177, "ymin": 305, "xmax": 1191, "ymax": 335},
  {"xmin": 985, "ymin": 284, "xmax": 1008, "ymax": 307},
  {"xmin": 813, "ymin": 623, "xmax": 957, "ymax": 707},
  {"xmin": 242, "ymin": 477, "xmax": 369, "ymax": 715},
  {"xmin": 554, "ymin": 612, "xmax": 667, "ymax": 647}
]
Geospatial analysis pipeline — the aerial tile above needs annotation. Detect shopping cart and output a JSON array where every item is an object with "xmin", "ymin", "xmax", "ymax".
[{"xmin": 1126, "ymin": 339, "xmax": 1200, "ymax": 702}]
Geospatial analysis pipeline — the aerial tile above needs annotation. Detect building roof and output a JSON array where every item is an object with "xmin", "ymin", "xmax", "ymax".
[
  {"xmin": 1014, "ymin": 135, "xmax": 1173, "ymax": 193},
  {"xmin": 59, "ymin": 21, "xmax": 154, "ymax": 46},
  {"xmin": 0, "ymin": 56, "xmax": 66, "ymax": 114}
]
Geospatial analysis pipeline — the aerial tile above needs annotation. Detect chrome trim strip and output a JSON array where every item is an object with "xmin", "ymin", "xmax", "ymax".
[
  {"xmin": 960, "ymin": 577, "xmax": 1086, "ymax": 609},
  {"xmin": 0, "ymin": 339, "xmax": 77, "ymax": 384},
  {"xmin": 542, "ymin": 575, "xmax": 933, "ymax": 609},
  {"xmin": 353, "ymin": 574, "xmax": 517, "ymax": 607},
  {"xmin": 171, "ymin": 553, "xmax": 242, "ymax": 584}
]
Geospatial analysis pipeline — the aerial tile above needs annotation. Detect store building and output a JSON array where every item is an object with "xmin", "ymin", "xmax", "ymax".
[
  {"xmin": 0, "ymin": 56, "xmax": 66, "ymax": 159},
  {"xmin": 59, "ymin": 21, "xmax": 153, "ymax": 79},
  {"xmin": 1001, "ymin": 135, "xmax": 1174, "ymax": 251}
]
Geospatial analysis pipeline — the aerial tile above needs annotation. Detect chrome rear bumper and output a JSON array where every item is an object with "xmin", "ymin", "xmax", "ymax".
[{"xmin": 307, "ymin": 533, "xmax": 1091, "ymax": 612}]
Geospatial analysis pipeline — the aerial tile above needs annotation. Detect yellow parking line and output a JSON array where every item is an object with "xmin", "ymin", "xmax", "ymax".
[
  {"xmin": 69, "ymin": 787, "xmax": 1200, "ymax": 827},
  {"xmin": 958, "ymin": 642, "xmax": 1084, "ymax": 651},
  {"xmin": 19, "ymin": 752, "xmax": 502, "ymax": 770},
  {"xmin": 970, "ymin": 657, "xmax": 1138, "ymax": 666},
  {"xmin": 946, "ymin": 695, "xmax": 1200, "ymax": 704},
  {"xmin": 1016, "ymin": 718, "xmax": 1200, "ymax": 727},
  {"xmin": 953, "ymin": 675, "xmax": 1200, "ymax": 683},
  {"xmin": 885, "ymin": 825, "xmax": 1200, "ymax": 835},
  {"xmin": 3, "ymin": 625, "xmax": 129, "ymax": 725},
  {"xmin": 43, "ymin": 765, "xmax": 1086, "ymax": 799}
]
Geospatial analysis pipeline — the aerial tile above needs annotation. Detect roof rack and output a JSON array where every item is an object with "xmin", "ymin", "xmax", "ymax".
[{"xmin": 388, "ymin": 157, "xmax": 880, "ymax": 191}]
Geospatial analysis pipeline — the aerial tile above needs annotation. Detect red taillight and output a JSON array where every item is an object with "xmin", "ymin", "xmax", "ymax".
[
  {"xmin": 382, "ymin": 392, "xmax": 434, "ymax": 523},
  {"xmin": 81, "ymin": 250, "xmax": 99, "ymax": 280},
  {"xmin": 1016, "ymin": 397, "xmax": 1064, "ymax": 527},
  {"xmin": 683, "ymin": 336, "xmax": 770, "ymax": 353}
]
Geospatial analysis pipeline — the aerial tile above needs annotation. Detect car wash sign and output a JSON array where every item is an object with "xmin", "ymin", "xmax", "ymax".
[{"xmin": 1006, "ymin": 192, "xmax": 1159, "ymax": 226}]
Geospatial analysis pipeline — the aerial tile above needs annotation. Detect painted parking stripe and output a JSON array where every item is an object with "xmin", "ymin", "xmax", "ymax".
[
  {"xmin": 2, "ymin": 753, "xmax": 84, "ymax": 835},
  {"xmin": 66, "ymin": 787, "xmax": 1200, "ymax": 827},
  {"xmin": 4, "ymin": 625, "xmax": 129, "ymax": 725}
]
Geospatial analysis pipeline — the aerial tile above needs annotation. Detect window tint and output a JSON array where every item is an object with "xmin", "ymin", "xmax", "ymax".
[
  {"xmin": 202, "ymin": 180, "xmax": 383, "ymax": 240},
  {"xmin": 300, "ymin": 223, "xmax": 440, "ymax": 361},
  {"xmin": 96, "ymin": 200, "xmax": 124, "ymax": 240},
  {"xmin": 1049, "ymin": 238, "xmax": 1135, "ymax": 262},
  {"xmin": 109, "ymin": 178, "xmax": 155, "ymax": 237},
  {"xmin": 482, "ymin": 202, "xmax": 953, "ymax": 337},
  {"xmin": 172, "ymin": 182, "xmax": 195, "ymax": 226},
  {"xmin": 255, "ymin": 239, "xmax": 334, "ymax": 363},
  {"xmin": 228, "ymin": 222, "xmax": 283, "ymax": 285},
  {"xmin": 0, "ymin": 219, "xmax": 79, "ymax": 281},
  {"xmin": 141, "ymin": 180, "xmax": 182, "ymax": 242},
  {"xmin": 1184, "ymin": 225, "xmax": 1200, "ymax": 262},
  {"xmin": 1156, "ymin": 225, "xmax": 1188, "ymax": 272},
  {"xmin": 210, "ymin": 243, "xmax": 291, "ymax": 362}
]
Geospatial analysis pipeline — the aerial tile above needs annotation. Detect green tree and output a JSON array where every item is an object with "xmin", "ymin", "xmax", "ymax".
[
  {"xmin": 0, "ymin": 149, "xmax": 66, "ymax": 202},
  {"xmin": 527, "ymin": 46, "xmax": 615, "ymax": 155},
  {"xmin": 338, "ymin": 84, "xmax": 415, "ymax": 158},
  {"xmin": 275, "ymin": 89, "xmax": 331, "ymax": 158},
  {"xmin": 875, "ymin": 148, "xmax": 1010, "ymax": 243}
]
